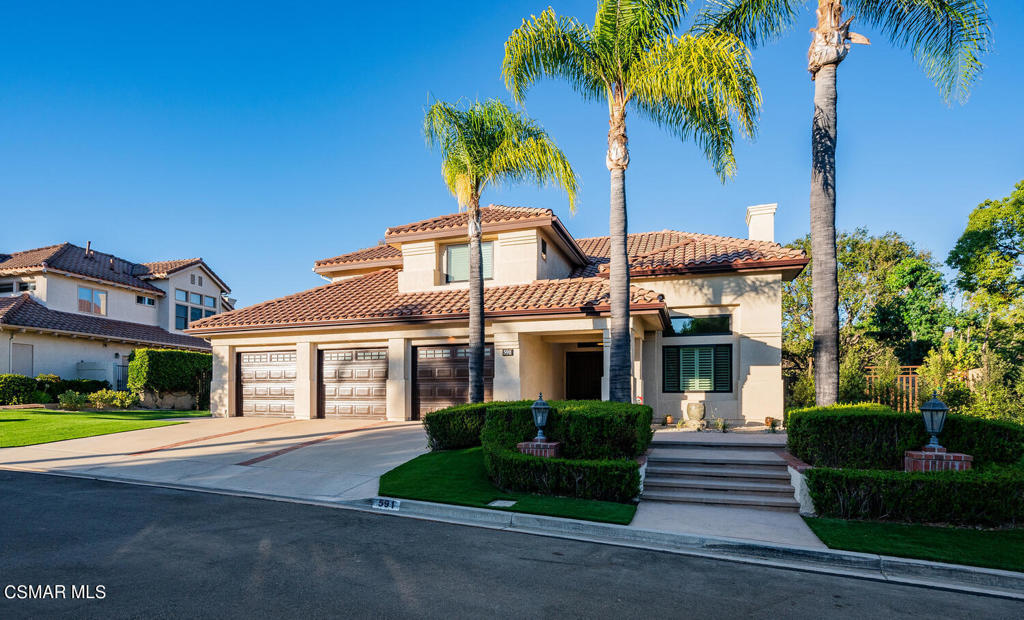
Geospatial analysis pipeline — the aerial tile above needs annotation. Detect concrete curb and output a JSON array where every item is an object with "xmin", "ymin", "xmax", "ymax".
[{"xmin": 5, "ymin": 465, "xmax": 1023, "ymax": 601}]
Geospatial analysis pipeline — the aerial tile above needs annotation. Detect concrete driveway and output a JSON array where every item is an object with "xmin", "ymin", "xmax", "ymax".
[{"xmin": 0, "ymin": 417, "xmax": 427, "ymax": 502}]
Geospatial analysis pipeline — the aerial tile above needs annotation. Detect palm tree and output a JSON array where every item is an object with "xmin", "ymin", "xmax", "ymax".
[
  {"xmin": 698, "ymin": 0, "xmax": 990, "ymax": 405},
  {"xmin": 424, "ymin": 98, "xmax": 578, "ymax": 403},
  {"xmin": 503, "ymin": 1, "xmax": 760, "ymax": 402}
]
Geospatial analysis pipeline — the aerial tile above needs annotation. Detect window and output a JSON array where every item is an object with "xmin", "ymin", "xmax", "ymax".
[
  {"xmin": 541, "ymin": 239, "xmax": 548, "ymax": 260},
  {"xmin": 190, "ymin": 274, "xmax": 195, "ymax": 285},
  {"xmin": 445, "ymin": 242, "xmax": 493, "ymax": 282},
  {"xmin": 204, "ymin": 309, "xmax": 215, "ymax": 318},
  {"xmin": 136, "ymin": 295, "xmax": 155, "ymax": 306},
  {"xmin": 190, "ymin": 307, "xmax": 203, "ymax": 323},
  {"xmin": 78, "ymin": 287, "xmax": 107, "ymax": 315},
  {"xmin": 204, "ymin": 295, "xmax": 216, "ymax": 308},
  {"xmin": 663, "ymin": 345, "xmax": 732, "ymax": 393},
  {"xmin": 175, "ymin": 289, "xmax": 188, "ymax": 302},
  {"xmin": 664, "ymin": 315, "xmax": 731, "ymax": 337},
  {"xmin": 189, "ymin": 292, "xmax": 202, "ymax": 305},
  {"xmin": 198, "ymin": 275, "xmax": 203, "ymax": 286},
  {"xmin": 175, "ymin": 304, "xmax": 188, "ymax": 330},
  {"xmin": 18, "ymin": 281, "xmax": 35, "ymax": 292},
  {"xmin": 0, "ymin": 283, "xmax": 13, "ymax": 294}
]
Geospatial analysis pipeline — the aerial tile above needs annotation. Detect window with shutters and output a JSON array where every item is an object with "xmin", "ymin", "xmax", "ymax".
[
  {"xmin": 445, "ymin": 242, "xmax": 493, "ymax": 283},
  {"xmin": 662, "ymin": 344, "xmax": 732, "ymax": 393}
]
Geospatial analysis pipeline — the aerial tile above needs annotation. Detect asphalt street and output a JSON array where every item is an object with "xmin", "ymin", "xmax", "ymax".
[{"xmin": 1, "ymin": 470, "xmax": 1021, "ymax": 619}]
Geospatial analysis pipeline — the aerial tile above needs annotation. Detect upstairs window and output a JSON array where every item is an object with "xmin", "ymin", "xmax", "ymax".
[
  {"xmin": 78, "ymin": 286, "xmax": 107, "ymax": 315},
  {"xmin": 175, "ymin": 304, "xmax": 188, "ymax": 330},
  {"xmin": 663, "ymin": 344, "xmax": 732, "ymax": 393},
  {"xmin": 18, "ymin": 281, "xmax": 35, "ymax": 292},
  {"xmin": 0, "ymin": 283, "xmax": 13, "ymax": 294},
  {"xmin": 664, "ymin": 315, "xmax": 731, "ymax": 337},
  {"xmin": 445, "ymin": 242, "xmax": 493, "ymax": 283},
  {"xmin": 136, "ymin": 295, "xmax": 156, "ymax": 306},
  {"xmin": 204, "ymin": 295, "xmax": 216, "ymax": 308}
]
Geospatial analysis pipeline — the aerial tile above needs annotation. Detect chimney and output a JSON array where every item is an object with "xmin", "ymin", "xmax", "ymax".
[
  {"xmin": 745, "ymin": 203, "xmax": 777, "ymax": 242},
  {"xmin": 85, "ymin": 241, "xmax": 92, "ymax": 258}
]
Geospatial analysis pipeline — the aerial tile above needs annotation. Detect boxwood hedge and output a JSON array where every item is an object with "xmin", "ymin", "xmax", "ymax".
[
  {"xmin": 128, "ymin": 349, "xmax": 212, "ymax": 395},
  {"xmin": 0, "ymin": 374, "xmax": 37, "ymax": 405}
]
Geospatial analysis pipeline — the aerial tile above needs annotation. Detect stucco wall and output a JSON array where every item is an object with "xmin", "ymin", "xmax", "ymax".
[
  {"xmin": 41, "ymin": 273, "xmax": 160, "ymax": 326},
  {"xmin": 163, "ymin": 268, "xmax": 229, "ymax": 334},
  {"xmin": 0, "ymin": 330, "xmax": 134, "ymax": 384}
]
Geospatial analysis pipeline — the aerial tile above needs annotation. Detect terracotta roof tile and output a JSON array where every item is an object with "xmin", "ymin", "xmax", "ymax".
[
  {"xmin": 0, "ymin": 243, "xmax": 165, "ymax": 293},
  {"xmin": 0, "ymin": 295, "xmax": 209, "ymax": 350},
  {"xmin": 188, "ymin": 270, "xmax": 664, "ymax": 333},
  {"xmin": 385, "ymin": 205, "xmax": 553, "ymax": 238},
  {"xmin": 314, "ymin": 244, "xmax": 402, "ymax": 269},
  {"xmin": 134, "ymin": 258, "xmax": 203, "ymax": 279},
  {"xmin": 571, "ymin": 231, "xmax": 807, "ymax": 277}
]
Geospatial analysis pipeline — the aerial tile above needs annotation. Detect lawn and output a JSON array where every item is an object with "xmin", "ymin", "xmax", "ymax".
[
  {"xmin": 804, "ymin": 517, "xmax": 1024, "ymax": 572},
  {"xmin": 379, "ymin": 447, "xmax": 637, "ymax": 525},
  {"xmin": 0, "ymin": 409, "xmax": 211, "ymax": 448}
]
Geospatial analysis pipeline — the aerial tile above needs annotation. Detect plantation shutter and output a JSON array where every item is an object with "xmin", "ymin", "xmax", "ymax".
[
  {"xmin": 663, "ymin": 346, "xmax": 681, "ymax": 392},
  {"xmin": 713, "ymin": 344, "xmax": 732, "ymax": 392},
  {"xmin": 481, "ymin": 242, "xmax": 493, "ymax": 279},
  {"xmin": 446, "ymin": 244, "xmax": 469, "ymax": 282},
  {"xmin": 694, "ymin": 347, "xmax": 714, "ymax": 390}
]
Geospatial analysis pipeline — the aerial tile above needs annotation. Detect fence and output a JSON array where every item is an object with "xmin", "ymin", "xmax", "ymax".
[
  {"xmin": 113, "ymin": 363, "xmax": 130, "ymax": 391},
  {"xmin": 865, "ymin": 365, "xmax": 920, "ymax": 412}
]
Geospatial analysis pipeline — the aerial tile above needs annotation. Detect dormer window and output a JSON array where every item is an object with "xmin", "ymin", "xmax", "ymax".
[{"xmin": 445, "ymin": 242, "xmax": 493, "ymax": 283}]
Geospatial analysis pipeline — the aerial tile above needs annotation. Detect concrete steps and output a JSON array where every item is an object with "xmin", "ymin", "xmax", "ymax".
[{"xmin": 642, "ymin": 434, "xmax": 798, "ymax": 512}]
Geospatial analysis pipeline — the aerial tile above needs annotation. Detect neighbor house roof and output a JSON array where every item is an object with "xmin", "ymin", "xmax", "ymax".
[
  {"xmin": 0, "ymin": 243, "xmax": 165, "ymax": 293},
  {"xmin": 571, "ymin": 231, "xmax": 807, "ymax": 278},
  {"xmin": 314, "ymin": 244, "xmax": 403, "ymax": 271},
  {"xmin": 134, "ymin": 258, "xmax": 232, "ymax": 293},
  {"xmin": 0, "ymin": 294, "xmax": 210, "ymax": 351},
  {"xmin": 187, "ymin": 269, "xmax": 666, "ymax": 334}
]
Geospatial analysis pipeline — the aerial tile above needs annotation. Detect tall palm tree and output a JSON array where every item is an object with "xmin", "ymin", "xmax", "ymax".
[
  {"xmin": 698, "ymin": 0, "xmax": 990, "ymax": 405},
  {"xmin": 424, "ymin": 98, "xmax": 578, "ymax": 403},
  {"xmin": 504, "ymin": 1, "xmax": 760, "ymax": 402}
]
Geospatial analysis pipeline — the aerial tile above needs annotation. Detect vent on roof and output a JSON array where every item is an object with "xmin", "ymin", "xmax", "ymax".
[{"xmin": 85, "ymin": 241, "xmax": 93, "ymax": 258}]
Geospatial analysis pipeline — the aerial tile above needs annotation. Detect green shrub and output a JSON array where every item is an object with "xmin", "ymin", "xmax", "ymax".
[
  {"xmin": 0, "ymin": 374, "xmax": 37, "ymax": 405},
  {"xmin": 422, "ymin": 402, "xmax": 496, "ymax": 450},
  {"xmin": 57, "ymin": 391, "xmax": 89, "ymax": 411},
  {"xmin": 88, "ymin": 389, "xmax": 120, "ymax": 409},
  {"xmin": 787, "ymin": 404, "xmax": 1024, "ymax": 469},
  {"xmin": 34, "ymin": 373, "xmax": 61, "ymax": 396},
  {"xmin": 484, "ymin": 448, "xmax": 641, "ymax": 503},
  {"xmin": 807, "ymin": 466, "xmax": 1024, "ymax": 525},
  {"xmin": 28, "ymin": 390, "xmax": 50, "ymax": 404},
  {"xmin": 113, "ymin": 390, "xmax": 141, "ymax": 409},
  {"xmin": 128, "ymin": 349, "xmax": 212, "ymax": 395},
  {"xmin": 786, "ymin": 371, "xmax": 815, "ymax": 410}
]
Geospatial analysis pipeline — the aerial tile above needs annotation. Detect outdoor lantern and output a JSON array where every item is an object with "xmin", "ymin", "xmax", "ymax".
[
  {"xmin": 531, "ymin": 393, "xmax": 550, "ymax": 441},
  {"xmin": 920, "ymin": 391, "xmax": 949, "ymax": 449}
]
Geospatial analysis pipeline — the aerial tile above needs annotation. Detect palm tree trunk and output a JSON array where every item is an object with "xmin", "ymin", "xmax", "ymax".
[
  {"xmin": 467, "ymin": 196, "xmax": 486, "ymax": 403},
  {"xmin": 607, "ymin": 100, "xmax": 631, "ymax": 403},
  {"xmin": 810, "ymin": 61, "xmax": 840, "ymax": 406}
]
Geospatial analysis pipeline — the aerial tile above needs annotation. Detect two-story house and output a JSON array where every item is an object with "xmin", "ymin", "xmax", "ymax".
[
  {"xmin": 188, "ymin": 205, "xmax": 805, "ymax": 425},
  {"xmin": 0, "ymin": 242, "xmax": 232, "ymax": 388}
]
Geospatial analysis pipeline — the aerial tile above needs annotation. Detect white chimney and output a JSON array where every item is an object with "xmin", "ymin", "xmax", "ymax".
[{"xmin": 745, "ymin": 203, "xmax": 777, "ymax": 242}]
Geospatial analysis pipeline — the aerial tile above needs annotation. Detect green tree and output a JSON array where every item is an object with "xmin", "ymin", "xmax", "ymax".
[
  {"xmin": 869, "ymin": 257, "xmax": 952, "ymax": 363},
  {"xmin": 503, "ymin": 0, "xmax": 760, "ymax": 402},
  {"xmin": 424, "ymin": 99, "xmax": 578, "ymax": 402},
  {"xmin": 700, "ymin": 0, "xmax": 991, "ymax": 405}
]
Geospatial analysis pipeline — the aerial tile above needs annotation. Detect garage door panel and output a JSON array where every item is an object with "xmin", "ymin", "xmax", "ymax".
[
  {"xmin": 238, "ymin": 351, "xmax": 297, "ymax": 417},
  {"xmin": 320, "ymin": 348, "xmax": 387, "ymax": 419},
  {"xmin": 413, "ymin": 345, "xmax": 494, "ymax": 420}
]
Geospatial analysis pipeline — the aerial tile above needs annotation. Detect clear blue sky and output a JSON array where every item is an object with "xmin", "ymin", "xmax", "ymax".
[{"xmin": 2, "ymin": 2, "xmax": 1021, "ymax": 307}]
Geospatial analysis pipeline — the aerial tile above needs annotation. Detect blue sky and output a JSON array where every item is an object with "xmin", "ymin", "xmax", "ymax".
[{"xmin": 2, "ymin": 1, "xmax": 1021, "ymax": 306}]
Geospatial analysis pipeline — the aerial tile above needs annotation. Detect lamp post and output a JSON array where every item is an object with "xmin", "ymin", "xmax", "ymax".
[
  {"xmin": 920, "ymin": 392, "xmax": 949, "ymax": 449},
  {"xmin": 531, "ymin": 393, "xmax": 550, "ymax": 442}
]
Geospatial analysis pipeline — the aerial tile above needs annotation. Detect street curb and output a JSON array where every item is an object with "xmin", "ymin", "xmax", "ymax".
[{"xmin": 4, "ymin": 465, "xmax": 1023, "ymax": 601}]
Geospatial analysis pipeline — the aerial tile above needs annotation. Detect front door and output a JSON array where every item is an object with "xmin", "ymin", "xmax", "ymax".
[{"xmin": 565, "ymin": 351, "xmax": 603, "ymax": 400}]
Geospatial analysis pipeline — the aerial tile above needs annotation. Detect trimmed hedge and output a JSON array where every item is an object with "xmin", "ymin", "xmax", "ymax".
[
  {"xmin": 807, "ymin": 466, "xmax": 1024, "ymax": 526},
  {"xmin": 787, "ymin": 404, "xmax": 1024, "ymax": 469},
  {"xmin": 128, "ymin": 349, "xmax": 212, "ymax": 395},
  {"xmin": 422, "ymin": 402, "xmax": 497, "ymax": 450},
  {"xmin": 0, "ymin": 374, "xmax": 37, "ymax": 405},
  {"xmin": 35, "ymin": 375, "xmax": 111, "ymax": 399},
  {"xmin": 478, "ymin": 401, "xmax": 653, "ymax": 503}
]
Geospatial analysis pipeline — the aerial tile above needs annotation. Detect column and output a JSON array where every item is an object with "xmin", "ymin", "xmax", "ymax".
[
  {"xmin": 386, "ymin": 338, "xmax": 411, "ymax": 421},
  {"xmin": 600, "ymin": 328, "xmax": 611, "ymax": 400},
  {"xmin": 294, "ymin": 342, "xmax": 317, "ymax": 420},
  {"xmin": 210, "ymin": 344, "xmax": 234, "ymax": 418}
]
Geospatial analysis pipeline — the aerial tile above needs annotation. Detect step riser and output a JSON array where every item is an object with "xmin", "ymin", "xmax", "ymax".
[
  {"xmin": 641, "ymin": 497, "xmax": 799, "ymax": 513},
  {"xmin": 646, "ymin": 472, "xmax": 790, "ymax": 485},
  {"xmin": 650, "ymin": 443, "xmax": 785, "ymax": 451},
  {"xmin": 643, "ymin": 484, "xmax": 795, "ymax": 499},
  {"xmin": 646, "ymin": 459, "xmax": 789, "ymax": 472}
]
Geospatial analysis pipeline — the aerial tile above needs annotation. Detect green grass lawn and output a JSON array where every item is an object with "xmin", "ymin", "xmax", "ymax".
[
  {"xmin": 0, "ymin": 409, "xmax": 211, "ymax": 448},
  {"xmin": 804, "ymin": 517, "xmax": 1024, "ymax": 572},
  {"xmin": 379, "ymin": 447, "xmax": 637, "ymax": 525}
]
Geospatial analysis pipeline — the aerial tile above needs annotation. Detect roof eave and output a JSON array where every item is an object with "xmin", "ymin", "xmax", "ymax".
[
  {"xmin": 0, "ymin": 322, "xmax": 210, "ymax": 351},
  {"xmin": 312, "ymin": 257, "xmax": 403, "ymax": 275}
]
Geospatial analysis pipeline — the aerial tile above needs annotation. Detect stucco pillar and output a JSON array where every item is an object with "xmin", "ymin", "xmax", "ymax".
[
  {"xmin": 633, "ymin": 330, "xmax": 643, "ymax": 405},
  {"xmin": 210, "ymin": 344, "xmax": 234, "ymax": 418},
  {"xmin": 600, "ymin": 328, "xmax": 611, "ymax": 400},
  {"xmin": 386, "ymin": 338, "xmax": 411, "ymax": 421},
  {"xmin": 493, "ymin": 334, "xmax": 520, "ymax": 401},
  {"xmin": 294, "ymin": 342, "xmax": 316, "ymax": 420}
]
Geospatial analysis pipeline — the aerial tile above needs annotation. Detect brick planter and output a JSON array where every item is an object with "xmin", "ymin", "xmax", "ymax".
[
  {"xmin": 516, "ymin": 440, "xmax": 561, "ymax": 458},
  {"xmin": 904, "ymin": 445, "xmax": 973, "ymax": 472}
]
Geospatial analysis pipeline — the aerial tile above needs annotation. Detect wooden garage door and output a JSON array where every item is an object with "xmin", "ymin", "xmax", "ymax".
[
  {"xmin": 413, "ymin": 345, "xmax": 493, "ymax": 420},
  {"xmin": 320, "ymin": 348, "xmax": 388, "ymax": 418},
  {"xmin": 238, "ymin": 351, "xmax": 296, "ymax": 417}
]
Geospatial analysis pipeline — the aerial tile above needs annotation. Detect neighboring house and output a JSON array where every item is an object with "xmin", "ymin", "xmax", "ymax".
[
  {"xmin": 0, "ymin": 242, "xmax": 232, "ymax": 388},
  {"xmin": 189, "ymin": 205, "xmax": 806, "ymax": 425}
]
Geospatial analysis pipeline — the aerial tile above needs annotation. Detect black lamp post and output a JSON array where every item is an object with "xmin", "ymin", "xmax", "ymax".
[
  {"xmin": 920, "ymin": 392, "xmax": 949, "ymax": 449},
  {"xmin": 531, "ymin": 393, "xmax": 550, "ymax": 441}
]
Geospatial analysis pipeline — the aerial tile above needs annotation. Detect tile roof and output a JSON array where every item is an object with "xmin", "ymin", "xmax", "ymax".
[
  {"xmin": 188, "ymin": 269, "xmax": 665, "ymax": 333},
  {"xmin": 384, "ymin": 205, "xmax": 554, "ymax": 238},
  {"xmin": 0, "ymin": 243, "xmax": 165, "ymax": 293},
  {"xmin": 571, "ymin": 231, "xmax": 807, "ymax": 277},
  {"xmin": 314, "ymin": 244, "xmax": 402, "ymax": 270},
  {"xmin": 0, "ymin": 295, "xmax": 210, "ymax": 351},
  {"xmin": 134, "ymin": 258, "xmax": 203, "ymax": 279}
]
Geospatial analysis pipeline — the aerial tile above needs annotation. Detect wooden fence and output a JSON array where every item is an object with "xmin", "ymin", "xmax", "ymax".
[{"xmin": 865, "ymin": 365, "xmax": 920, "ymax": 412}]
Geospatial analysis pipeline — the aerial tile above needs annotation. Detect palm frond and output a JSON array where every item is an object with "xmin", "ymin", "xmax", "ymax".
[
  {"xmin": 847, "ymin": 0, "xmax": 991, "ymax": 103},
  {"xmin": 694, "ymin": 0, "xmax": 801, "ymax": 46}
]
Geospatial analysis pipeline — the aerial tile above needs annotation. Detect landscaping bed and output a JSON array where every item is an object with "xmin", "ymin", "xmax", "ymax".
[{"xmin": 0, "ymin": 409, "xmax": 211, "ymax": 448}]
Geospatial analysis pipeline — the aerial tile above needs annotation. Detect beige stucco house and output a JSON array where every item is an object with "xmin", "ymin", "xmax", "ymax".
[
  {"xmin": 0, "ymin": 243, "xmax": 231, "ymax": 387},
  {"xmin": 188, "ymin": 205, "xmax": 806, "ymax": 425}
]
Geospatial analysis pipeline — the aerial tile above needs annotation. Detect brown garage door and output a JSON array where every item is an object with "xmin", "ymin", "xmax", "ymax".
[
  {"xmin": 238, "ymin": 351, "xmax": 296, "ymax": 417},
  {"xmin": 413, "ymin": 345, "xmax": 493, "ymax": 420},
  {"xmin": 320, "ymin": 348, "xmax": 388, "ymax": 418}
]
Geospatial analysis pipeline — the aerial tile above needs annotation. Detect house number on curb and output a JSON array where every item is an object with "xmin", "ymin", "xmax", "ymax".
[{"xmin": 372, "ymin": 498, "xmax": 401, "ymax": 511}]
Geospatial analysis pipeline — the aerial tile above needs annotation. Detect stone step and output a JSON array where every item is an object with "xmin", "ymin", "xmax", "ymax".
[
  {"xmin": 643, "ymin": 476, "xmax": 795, "ymax": 497},
  {"xmin": 649, "ymin": 439, "xmax": 786, "ymax": 450},
  {"xmin": 640, "ymin": 489, "xmax": 801, "ymax": 512},
  {"xmin": 645, "ymin": 465, "xmax": 791, "ymax": 483}
]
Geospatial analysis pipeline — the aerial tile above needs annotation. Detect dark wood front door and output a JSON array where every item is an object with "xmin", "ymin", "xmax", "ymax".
[
  {"xmin": 412, "ymin": 345, "xmax": 493, "ymax": 420},
  {"xmin": 565, "ymin": 351, "xmax": 603, "ymax": 400}
]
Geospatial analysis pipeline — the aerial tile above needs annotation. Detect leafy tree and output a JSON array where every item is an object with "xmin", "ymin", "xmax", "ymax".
[
  {"xmin": 424, "ymin": 99, "xmax": 578, "ymax": 402},
  {"xmin": 948, "ymin": 181, "xmax": 1024, "ymax": 300},
  {"xmin": 700, "ymin": 0, "xmax": 991, "ymax": 405},
  {"xmin": 869, "ymin": 257, "xmax": 952, "ymax": 363},
  {"xmin": 503, "ymin": 0, "xmax": 760, "ymax": 401}
]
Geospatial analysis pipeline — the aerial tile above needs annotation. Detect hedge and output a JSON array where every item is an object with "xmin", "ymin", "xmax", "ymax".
[
  {"xmin": 787, "ymin": 404, "xmax": 1024, "ymax": 469},
  {"xmin": 807, "ymin": 466, "xmax": 1024, "ymax": 525},
  {"xmin": 128, "ymin": 349, "xmax": 212, "ymax": 395},
  {"xmin": 477, "ymin": 401, "xmax": 652, "ymax": 503},
  {"xmin": 0, "ymin": 374, "xmax": 37, "ymax": 405},
  {"xmin": 422, "ymin": 402, "xmax": 496, "ymax": 450}
]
